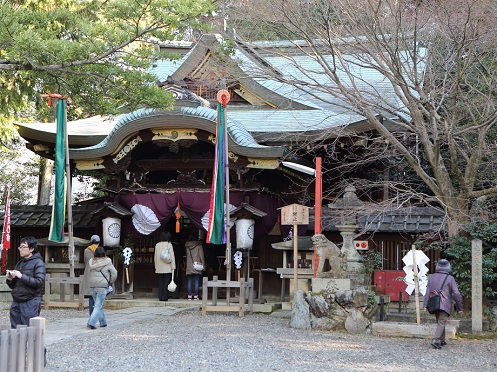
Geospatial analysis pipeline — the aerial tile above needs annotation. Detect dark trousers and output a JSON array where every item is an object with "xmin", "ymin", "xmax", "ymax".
[
  {"xmin": 434, "ymin": 310, "xmax": 450, "ymax": 342},
  {"xmin": 10, "ymin": 296, "xmax": 41, "ymax": 329},
  {"xmin": 157, "ymin": 273, "xmax": 172, "ymax": 301}
]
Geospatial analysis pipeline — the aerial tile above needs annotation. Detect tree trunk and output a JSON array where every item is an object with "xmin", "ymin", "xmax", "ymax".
[{"xmin": 37, "ymin": 158, "xmax": 53, "ymax": 205}]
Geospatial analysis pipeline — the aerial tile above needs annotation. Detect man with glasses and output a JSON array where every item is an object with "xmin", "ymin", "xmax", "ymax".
[{"xmin": 5, "ymin": 236, "xmax": 46, "ymax": 328}]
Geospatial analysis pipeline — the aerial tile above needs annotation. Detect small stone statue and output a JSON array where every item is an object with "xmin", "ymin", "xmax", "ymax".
[{"xmin": 311, "ymin": 234, "xmax": 348, "ymax": 278}]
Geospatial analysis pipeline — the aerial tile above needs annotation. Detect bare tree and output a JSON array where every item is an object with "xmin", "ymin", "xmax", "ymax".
[{"xmin": 228, "ymin": 0, "xmax": 497, "ymax": 237}]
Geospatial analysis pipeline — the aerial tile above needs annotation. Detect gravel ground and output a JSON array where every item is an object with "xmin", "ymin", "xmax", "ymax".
[{"xmin": 1, "ymin": 307, "xmax": 496, "ymax": 372}]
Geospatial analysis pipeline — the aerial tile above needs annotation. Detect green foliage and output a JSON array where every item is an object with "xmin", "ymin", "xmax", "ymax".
[
  {"xmin": 0, "ymin": 0, "xmax": 216, "ymax": 125},
  {"xmin": 359, "ymin": 250, "xmax": 384, "ymax": 287},
  {"xmin": 117, "ymin": 233, "xmax": 135, "ymax": 265},
  {"xmin": 0, "ymin": 134, "xmax": 40, "ymax": 204},
  {"xmin": 73, "ymin": 170, "xmax": 110, "ymax": 202},
  {"xmin": 431, "ymin": 219, "xmax": 497, "ymax": 301},
  {"xmin": 367, "ymin": 292, "xmax": 377, "ymax": 307}
]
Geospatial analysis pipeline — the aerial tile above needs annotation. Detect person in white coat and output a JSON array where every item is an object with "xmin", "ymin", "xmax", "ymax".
[
  {"xmin": 154, "ymin": 231, "xmax": 176, "ymax": 301},
  {"xmin": 87, "ymin": 247, "xmax": 117, "ymax": 329}
]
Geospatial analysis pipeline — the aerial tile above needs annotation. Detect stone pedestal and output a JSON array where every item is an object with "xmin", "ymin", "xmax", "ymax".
[
  {"xmin": 472, "ymin": 239, "xmax": 483, "ymax": 333},
  {"xmin": 289, "ymin": 279, "xmax": 310, "ymax": 293},
  {"xmin": 336, "ymin": 225, "xmax": 363, "ymax": 272},
  {"xmin": 311, "ymin": 278, "xmax": 351, "ymax": 293},
  {"xmin": 372, "ymin": 321, "xmax": 459, "ymax": 339}
]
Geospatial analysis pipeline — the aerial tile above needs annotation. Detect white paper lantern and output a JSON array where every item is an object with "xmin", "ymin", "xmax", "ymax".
[
  {"xmin": 235, "ymin": 218, "xmax": 255, "ymax": 250},
  {"xmin": 103, "ymin": 217, "xmax": 121, "ymax": 247}
]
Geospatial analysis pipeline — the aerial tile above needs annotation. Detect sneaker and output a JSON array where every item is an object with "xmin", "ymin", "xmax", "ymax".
[
  {"xmin": 440, "ymin": 341, "xmax": 447, "ymax": 346},
  {"xmin": 87, "ymin": 324, "xmax": 96, "ymax": 330},
  {"xmin": 430, "ymin": 339, "xmax": 441, "ymax": 349},
  {"xmin": 188, "ymin": 295, "xmax": 192, "ymax": 301},
  {"xmin": 194, "ymin": 296, "xmax": 199, "ymax": 300}
]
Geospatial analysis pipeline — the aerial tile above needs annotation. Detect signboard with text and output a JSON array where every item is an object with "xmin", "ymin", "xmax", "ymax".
[{"xmin": 279, "ymin": 204, "xmax": 310, "ymax": 226}]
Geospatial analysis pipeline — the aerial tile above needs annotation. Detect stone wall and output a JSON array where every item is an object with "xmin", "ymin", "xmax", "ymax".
[{"xmin": 291, "ymin": 287, "xmax": 378, "ymax": 334}]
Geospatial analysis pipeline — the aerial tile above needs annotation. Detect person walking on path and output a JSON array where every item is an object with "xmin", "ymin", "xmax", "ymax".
[
  {"xmin": 423, "ymin": 259, "xmax": 464, "ymax": 349},
  {"xmin": 185, "ymin": 239, "xmax": 205, "ymax": 300},
  {"xmin": 82, "ymin": 235, "xmax": 100, "ymax": 315},
  {"xmin": 87, "ymin": 247, "xmax": 117, "ymax": 329},
  {"xmin": 6, "ymin": 236, "xmax": 46, "ymax": 329},
  {"xmin": 154, "ymin": 231, "xmax": 176, "ymax": 301}
]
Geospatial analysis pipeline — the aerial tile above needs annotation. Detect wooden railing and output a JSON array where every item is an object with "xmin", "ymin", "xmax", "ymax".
[
  {"xmin": 202, "ymin": 276, "xmax": 254, "ymax": 317},
  {"xmin": 0, "ymin": 317, "xmax": 45, "ymax": 372},
  {"xmin": 44, "ymin": 273, "xmax": 84, "ymax": 310}
]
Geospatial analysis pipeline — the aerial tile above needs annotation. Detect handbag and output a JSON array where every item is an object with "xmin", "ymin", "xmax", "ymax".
[
  {"xmin": 189, "ymin": 248, "xmax": 204, "ymax": 271},
  {"xmin": 100, "ymin": 271, "xmax": 114, "ymax": 295},
  {"xmin": 427, "ymin": 274, "xmax": 449, "ymax": 314},
  {"xmin": 160, "ymin": 245, "xmax": 172, "ymax": 263},
  {"xmin": 168, "ymin": 270, "xmax": 177, "ymax": 292}
]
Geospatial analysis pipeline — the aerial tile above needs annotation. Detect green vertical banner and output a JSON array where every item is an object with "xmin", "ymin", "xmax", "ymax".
[{"xmin": 49, "ymin": 99, "xmax": 67, "ymax": 242}]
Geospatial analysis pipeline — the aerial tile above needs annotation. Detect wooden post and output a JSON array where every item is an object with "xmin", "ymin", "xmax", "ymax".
[
  {"xmin": 63, "ymin": 102, "xmax": 75, "ymax": 279},
  {"xmin": 411, "ymin": 246, "xmax": 421, "ymax": 325},
  {"xmin": 30, "ymin": 317, "xmax": 45, "ymax": 371},
  {"xmin": 293, "ymin": 223, "xmax": 298, "ymax": 292},
  {"xmin": 202, "ymin": 277, "xmax": 208, "ymax": 316},
  {"xmin": 279, "ymin": 204, "xmax": 310, "ymax": 295},
  {"xmin": 313, "ymin": 157, "xmax": 322, "ymax": 278},
  {"xmin": 44, "ymin": 274, "xmax": 51, "ymax": 310}
]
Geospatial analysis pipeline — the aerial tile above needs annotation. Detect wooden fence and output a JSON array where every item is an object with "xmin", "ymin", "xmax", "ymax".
[{"xmin": 0, "ymin": 317, "xmax": 45, "ymax": 372}]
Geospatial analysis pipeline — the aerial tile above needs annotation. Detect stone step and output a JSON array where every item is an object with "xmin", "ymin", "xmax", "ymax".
[
  {"xmin": 372, "ymin": 321, "xmax": 459, "ymax": 339},
  {"xmin": 386, "ymin": 311, "xmax": 491, "ymax": 332}
]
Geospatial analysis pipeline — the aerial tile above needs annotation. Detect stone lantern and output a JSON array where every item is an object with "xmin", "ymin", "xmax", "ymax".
[{"xmin": 328, "ymin": 185, "xmax": 363, "ymax": 272}]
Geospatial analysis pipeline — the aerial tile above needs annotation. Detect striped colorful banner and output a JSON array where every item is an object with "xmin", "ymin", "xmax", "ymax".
[{"xmin": 207, "ymin": 101, "xmax": 227, "ymax": 244}]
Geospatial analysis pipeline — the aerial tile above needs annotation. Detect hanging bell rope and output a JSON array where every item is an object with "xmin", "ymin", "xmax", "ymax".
[{"xmin": 175, "ymin": 202, "xmax": 181, "ymax": 233}]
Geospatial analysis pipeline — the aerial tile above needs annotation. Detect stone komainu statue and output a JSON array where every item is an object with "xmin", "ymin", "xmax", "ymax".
[{"xmin": 311, "ymin": 234, "xmax": 348, "ymax": 278}]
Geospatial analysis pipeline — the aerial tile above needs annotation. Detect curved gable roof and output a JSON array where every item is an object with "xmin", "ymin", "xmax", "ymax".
[{"xmin": 69, "ymin": 105, "xmax": 287, "ymax": 160}]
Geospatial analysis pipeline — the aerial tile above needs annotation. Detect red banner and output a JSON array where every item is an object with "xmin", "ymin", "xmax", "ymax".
[{"xmin": 1, "ymin": 189, "xmax": 11, "ymax": 273}]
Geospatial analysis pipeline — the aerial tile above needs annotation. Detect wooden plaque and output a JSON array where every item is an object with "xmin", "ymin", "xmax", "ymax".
[{"xmin": 279, "ymin": 204, "xmax": 310, "ymax": 225}]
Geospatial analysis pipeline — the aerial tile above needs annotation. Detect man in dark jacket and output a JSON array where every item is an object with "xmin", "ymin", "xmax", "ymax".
[{"xmin": 6, "ymin": 236, "xmax": 46, "ymax": 329}]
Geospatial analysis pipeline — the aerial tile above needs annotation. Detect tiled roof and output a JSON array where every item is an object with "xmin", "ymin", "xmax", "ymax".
[
  {"xmin": 358, "ymin": 207, "xmax": 446, "ymax": 233},
  {"xmin": 230, "ymin": 203, "xmax": 267, "ymax": 219},
  {"xmin": 91, "ymin": 202, "xmax": 133, "ymax": 216},
  {"xmin": 311, "ymin": 206, "xmax": 446, "ymax": 233},
  {"xmin": 0, "ymin": 205, "xmax": 101, "ymax": 229}
]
